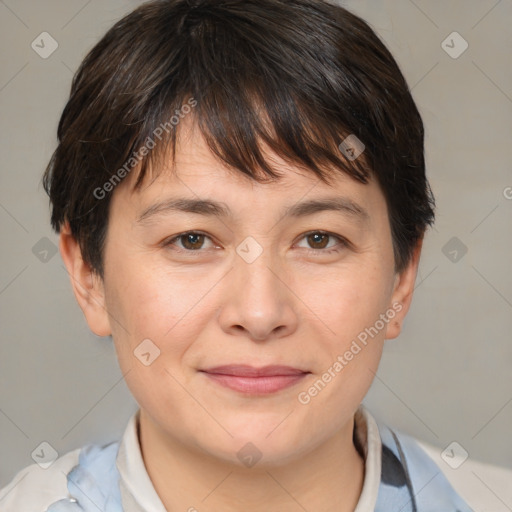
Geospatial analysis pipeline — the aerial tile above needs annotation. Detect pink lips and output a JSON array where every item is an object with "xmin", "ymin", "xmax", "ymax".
[{"xmin": 200, "ymin": 365, "xmax": 310, "ymax": 394}]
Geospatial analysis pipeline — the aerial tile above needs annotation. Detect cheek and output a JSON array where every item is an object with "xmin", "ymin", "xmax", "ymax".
[
  {"xmin": 296, "ymin": 262, "xmax": 392, "ymax": 403},
  {"xmin": 105, "ymin": 263, "xmax": 208, "ymax": 411},
  {"xmin": 302, "ymin": 262, "xmax": 393, "ymax": 341},
  {"xmin": 294, "ymin": 269, "xmax": 388, "ymax": 416},
  {"xmin": 105, "ymin": 256, "xmax": 217, "ymax": 365}
]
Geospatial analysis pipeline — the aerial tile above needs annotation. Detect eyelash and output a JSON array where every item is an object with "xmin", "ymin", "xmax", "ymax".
[{"xmin": 162, "ymin": 230, "xmax": 348, "ymax": 256}]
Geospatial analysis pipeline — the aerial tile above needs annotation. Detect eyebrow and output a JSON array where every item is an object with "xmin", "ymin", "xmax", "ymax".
[{"xmin": 136, "ymin": 196, "xmax": 370, "ymax": 225}]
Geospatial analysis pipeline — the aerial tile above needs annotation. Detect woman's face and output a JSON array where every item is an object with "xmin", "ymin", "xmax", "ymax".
[{"xmin": 78, "ymin": 117, "xmax": 418, "ymax": 467}]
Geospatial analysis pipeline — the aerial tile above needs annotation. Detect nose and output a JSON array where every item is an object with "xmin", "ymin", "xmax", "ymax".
[{"xmin": 217, "ymin": 248, "xmax": 299, "ymax": 342}]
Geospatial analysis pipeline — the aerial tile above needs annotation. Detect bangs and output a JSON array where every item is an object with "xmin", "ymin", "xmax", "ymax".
[
  {"xmin": 117, "ymin": 2, "xmax": 373, "ymax": 191},
  {"xmin": 130, "ymin": 89, "xmax": 371, "ymax": 192}
]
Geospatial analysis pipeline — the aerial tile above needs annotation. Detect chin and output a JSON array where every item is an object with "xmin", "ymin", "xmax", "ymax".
[{"xmin": 205, "ymin": 437, "xmax": 306, "ymax": 470}]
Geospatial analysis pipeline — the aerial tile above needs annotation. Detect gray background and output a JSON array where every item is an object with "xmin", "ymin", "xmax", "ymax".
[{"xmin": 1, "ymin": 0, "xmax": 511, "ymax": 493}]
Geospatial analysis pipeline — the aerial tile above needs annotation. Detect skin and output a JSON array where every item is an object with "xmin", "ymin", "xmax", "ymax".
[{"xmin": 60, "ymin": 115, "xmax": 422, "ymax": 512}]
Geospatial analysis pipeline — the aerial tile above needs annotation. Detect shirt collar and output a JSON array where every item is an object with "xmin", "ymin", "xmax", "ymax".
[
  {"xmin": 116, "ymin": 409, "xmax": 166, "ymax": 512},
  {"xmin": 353, "ymin": 403, "xmax": 383, "ymax": 511}
]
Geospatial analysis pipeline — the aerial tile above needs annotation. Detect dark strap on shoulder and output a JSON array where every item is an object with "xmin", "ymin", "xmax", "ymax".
[
  {"xmin": 390, "ymin": 429, "xmax": 418, "ymax": 512},
  {"xmin": 378, "ymin": 424, "xmax": 418, "ymax": 512}
]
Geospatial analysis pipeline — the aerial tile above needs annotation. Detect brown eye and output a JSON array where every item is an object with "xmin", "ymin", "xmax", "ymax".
[
  {"xmin": 306, "ymin": 232, "xmax": 330, "ymax": 249},
  {"xmin": 296, "ymin": 231, "xmax": 348, "ymax": 254},
  {"xmin": 164, "ymin": 231, "xmax": 216, "ymax": 252},
  {"xmin": 180, "ymin": 233, "xmax": 205, "ymax": 250}
]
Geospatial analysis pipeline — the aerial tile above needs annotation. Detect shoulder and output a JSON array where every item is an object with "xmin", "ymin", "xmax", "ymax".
[
  {"xmin": 376, "ymin": 422, "xmax": 474, "ymax": 511},
  {"xmin": 416, "ymin": 439, "xmax": 512, "ymax": 512},
  {"xmin": 381, "ymin": 424, "xmax": 512, "ymax": 512},
  {"xmin": 0, "ymin": 440, "xmax": 122, "ymax": 512},
  {"xmin": 0, "ymin": 447, "xmax": 80, "ymax": 512}
]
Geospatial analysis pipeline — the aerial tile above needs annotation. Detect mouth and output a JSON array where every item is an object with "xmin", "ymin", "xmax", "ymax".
[{"xmin": 199, "ymin": 365, "xmax": 311, "ymax": 395}]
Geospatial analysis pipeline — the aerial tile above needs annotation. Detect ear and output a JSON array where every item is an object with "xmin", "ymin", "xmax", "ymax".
[
  {"xmin": 59, "ymin": 221, "xmax": 111, "ymax": 337},
  {"xmin": 385, "ymin": 237, "xmax": 423, "ymax": 340}
]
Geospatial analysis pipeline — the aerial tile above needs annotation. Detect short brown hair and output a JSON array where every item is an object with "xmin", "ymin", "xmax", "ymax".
[{"xmin": 43, "ymin": 0, "xmax": 435, "ymax": 278}]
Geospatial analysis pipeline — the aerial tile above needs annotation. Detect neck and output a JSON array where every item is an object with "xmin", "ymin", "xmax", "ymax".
[{"xmin": 138, "ymin": 410, "xmax": 365, "ymax": 512}]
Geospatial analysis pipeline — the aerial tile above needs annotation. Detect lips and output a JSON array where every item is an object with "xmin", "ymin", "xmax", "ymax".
[
  {"xmin": 199, "ymin": 365, "xmax": 310, "ymax": 394},
  {"xmin": 200, "ymin": 364, "xmax": 308, "ymax": 377}
]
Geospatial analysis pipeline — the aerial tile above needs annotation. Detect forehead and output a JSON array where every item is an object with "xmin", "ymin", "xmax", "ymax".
[{"xmin": 113, "ymin": 115, "xmax": 385, "ymax": 223}]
